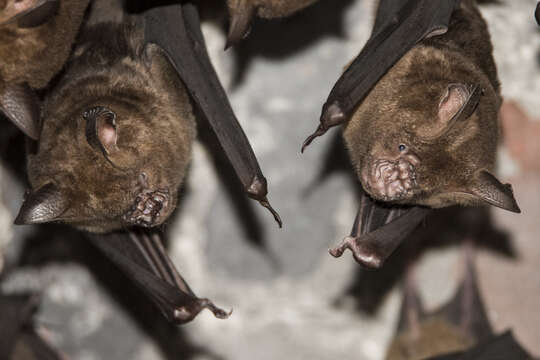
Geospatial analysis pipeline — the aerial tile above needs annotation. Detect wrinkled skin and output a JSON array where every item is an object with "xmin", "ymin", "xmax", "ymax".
[
  {"xmin": 25, "ymin": 21, "xmax": 196, "ymax": 233},
  {"xmin": 344, "ymin": 0, "xmax": 512, "ymax": 210}
]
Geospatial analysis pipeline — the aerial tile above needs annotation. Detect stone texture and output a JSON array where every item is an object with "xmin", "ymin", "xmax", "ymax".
[{"xmin": 1, "ymin": 0, "xmax": 539, "ymax": 359}]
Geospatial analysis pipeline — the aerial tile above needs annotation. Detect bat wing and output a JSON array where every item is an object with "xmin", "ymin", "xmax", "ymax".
[
  {"xmin": 0, "ymin": 293, "xmax": 62, "ymax": 360},
  {"xmin": 87, "ymin": 229, "xmax": 230, "ymax": 324},
  {"xmin": 329, "ymin": 191, "xmax": 430, "ymax": 268},
  {"xmin": 143, "ymin": 4, "xmax": 281, "ymax": 227},
  {"xmin": 425, "ymin": 331, "xmax": 533, "ymax": 360},
  {"xmin": 0, "ymin": 83, "xmax": 40, "ymax": 140},
  {"xmin": 302, "ymin": 0, "xmax": 459, "ymax": 151}
]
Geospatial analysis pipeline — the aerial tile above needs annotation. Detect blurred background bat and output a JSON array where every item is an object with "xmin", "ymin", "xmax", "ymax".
[
  {"xmin": 0, "ymin": 292, "xmax": 64, "ymax": 360},
  {"xmin": 386, "ymin": 243, "xmax": 532, "ymax": 360},
  {"xmin": 0, "ymin": 0, "xmax": 90, "ymax": 139},
  {"xmin": 226, "ymin": 0, "xmax": 319, "ymax": 46}
]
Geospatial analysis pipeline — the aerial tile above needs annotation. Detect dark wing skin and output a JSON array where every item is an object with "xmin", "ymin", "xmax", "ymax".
[
  {"xmin": 425, "ymin": 331, "xmax": 533, "ymax": 360},
  {"xmin": 536, "ymin": 1, "xmax": 540, "ymax": 25},
  {"xmin": 329, "ymin": 191, "xmax": 430, "ymax": 268},
  {"xmin": 301, "ymin": 0, "xmax": 460, "ymax": 151},
  {"xmin": 0, "ymin": 293, "xmax": 62, "ymax": 360},
  {"xmin": 0, "ymin": 82, "xmax": 40, "ymax": 140},
  {"xmin": 87, "ymin": 230, "xmax": 230, "ymax": 324},
  {"xmin": 143, "ymin": 3, "xmax": 281, "ymax": 227}
]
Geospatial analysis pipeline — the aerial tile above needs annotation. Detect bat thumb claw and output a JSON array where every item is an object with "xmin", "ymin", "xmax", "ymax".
[
  {"xmin": 259, "ymin": 198, "xmax": 283, "ymax": 228},
  {"xmin": 329, "ymin": 236, "xmax": 384, "ymax": 269}
]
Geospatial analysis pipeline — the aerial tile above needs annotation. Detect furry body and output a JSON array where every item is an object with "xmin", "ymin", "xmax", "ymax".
[
  {"xmin": 0, "ymin": 0, "xmax": 90, "ymax": 89},
  {"xmin": 26, "ymin": 20, "xmax": 196, "ymax": 233},
  {"xmin": 343, "ymin": 0, "xmax": 507, "ymax": 209}
]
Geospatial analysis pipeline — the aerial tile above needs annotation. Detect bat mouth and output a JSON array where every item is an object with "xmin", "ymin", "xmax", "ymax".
[{"xmin": 361, "ymin": 153, "xmax": 420, "ymax": 202}]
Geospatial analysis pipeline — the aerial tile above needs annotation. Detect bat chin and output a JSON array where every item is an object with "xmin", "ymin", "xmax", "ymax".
[{"xmin": 361, "ymin": 156, "xmax": 418, "ymax": 202}]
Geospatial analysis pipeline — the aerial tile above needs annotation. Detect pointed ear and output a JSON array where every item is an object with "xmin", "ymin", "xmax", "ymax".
[
  {"xmin": 14, "ymin": 183, "xmax": 69, "ymax": 225},
  {"xmin": 416, "ymin": 84, "xmax": 482, "ymax": 141},
  {"xmin": 0, "ymin": 83, "xmax": 40, "ymax": 140},
  {"xmin": 83, "ymin": 106, "xmax": 118, "ymax": 155},
  {"xmin": 469, "ymin": 170, "xmax": 520, "ymax": 213}
]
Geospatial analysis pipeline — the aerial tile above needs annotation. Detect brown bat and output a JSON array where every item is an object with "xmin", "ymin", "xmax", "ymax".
[
  {"xmin": 305, "ymin": 0, "xmax": 519, "ymax": 268},
  {"xmin": 342, "ymin": 0, "xmax": 519, "ymax": 212},
  {"xmin": 386, "ymin": 244, "xmax": 532, "ymax": 360},
  {"xmin": 15, "ymin": 18, "xmax": 197, "ymax": 233},
  {"xmin": 14, "ymin": 3, "xmax": 280, "ymax": 232},
  {"xmin": 0, "ymin": 0, "xmax": 90, "ymax": 139},
  {"xmin": 226, "ymin": 0, "xmax": 318, "ymax": 47}
]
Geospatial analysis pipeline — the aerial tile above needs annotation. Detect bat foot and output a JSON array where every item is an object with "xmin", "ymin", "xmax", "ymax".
[
  {"xmin": 123, "ymin": 189, "xmax": 169, "ymax": 227},
  {"xmin": 174, "ymin": 299, "xmax": 232, "ymax": 323},
  {"xmin": 329, "ymin": 236, "xmax": 383, "ymax": 269},
  {"xmin": 364, "ymin": 154, "xmax": 419, "ymax": 201}
]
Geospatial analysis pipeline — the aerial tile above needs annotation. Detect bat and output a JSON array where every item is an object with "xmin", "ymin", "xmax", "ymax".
[
  {"xmin": 226, "ymin": 0, "xmax": 319, "ymax": 47},
  {"xmin": 307, "ymin": 0, "xmax": 519, "ymax": 268},
  {"xmin": 0, "ymin": 293, "xmax": 63, "ymax": 360},
  {"xmin": 306, "ymin": 0, "xmax": 519, "ymax": 212},
  {"xmin": 87, "ymin": 229, "xmax": 230, "ymax": 324},
  {"xmin": 0, "ymin": 0, "xmax": 90, "ymax": 139},
  {"xmin": 386, "ymin": 243, "xmax": 532, "ymax": 360},
  {"xmin": 15, "ymin": 2, "xmax": 281, "ymax": 232}
]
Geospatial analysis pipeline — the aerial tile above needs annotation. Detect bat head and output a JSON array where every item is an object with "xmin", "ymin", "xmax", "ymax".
[
  {"xmin": 15, "ymin": 24, "xmax": 196, "ymax": 233},
  {"xmin": 344, "ymin": 46, "xmax": 520, "ymax": 213}
]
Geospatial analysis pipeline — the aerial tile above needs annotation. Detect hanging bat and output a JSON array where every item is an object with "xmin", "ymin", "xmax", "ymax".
[
  {"xmin": 87, "ymin": 229, "xmax": 230, "ymax": 324},
  {"xmin": 226, "ymin": 0, "xmax": 319, "ymax": 47},
  {"xmin": 305, "ymin": 0, "xmax": 519, "ymax": 268},
  {"xmin": 0, "ymin": 0, "xmax": 90, "ymax": 139},
  {"xmin": 14, "ymin": 2, "xmax": 281, "ymax": 232},
  {"xmin": 0, "ymin": 293, "xmax": 63, "ymax": 360},
  {"xmin": 386, "ymin": 244, "xmax": 532, "ymax": 360}
]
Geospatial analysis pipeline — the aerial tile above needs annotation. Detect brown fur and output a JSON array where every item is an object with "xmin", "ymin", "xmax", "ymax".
[
  {"xmin": 26, "ymin": 20, "xmax": 196, "ymax": 233},
  {"xmin": 386, "ymin": 317, "xmax": 474, "ymax": 360},
  {"xmin": 0, "ymin": 0, "xmax": 90, "ymax": 89},
  {"xmin": 227, "ymin": 0, "xmax": 318, "ymax": 20},
  {"xmin": 343, "ymin": 0, "xmax": 504, "ymax": 208}
]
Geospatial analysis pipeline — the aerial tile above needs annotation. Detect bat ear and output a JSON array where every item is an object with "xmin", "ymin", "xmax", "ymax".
[
  {"xmin": 83, "ymin": 106, "xmax": 118, "ymax": 156},
  {"xmin": 226, "ymin": 0, "xmax": 256, "ymax": 49},
  {"xmin": 416, "ymin": 83, "xmax": 482, "ymax": 141},
  {"xmin": 0, "ymin": 83, "xmax": 40, "ymax": 140},
  {"xmin": 468, "ymin": 170, "xmax": 521, "ymax": 213},
  {"xmin": 14, "ymin": 183, "xmax": 69, "ymax": 225}
]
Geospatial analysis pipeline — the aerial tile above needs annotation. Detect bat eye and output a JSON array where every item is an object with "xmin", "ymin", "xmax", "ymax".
[{"xmin": 398, "ymin": 144, "xmax": 406, "ymax": 152}]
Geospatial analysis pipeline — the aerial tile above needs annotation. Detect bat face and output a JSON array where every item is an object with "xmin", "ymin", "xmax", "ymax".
[
  {"xmin": 18, "ymin": 22, "xmax": 196, "ymax": 233},
  {"xmin": 344, "ymin": 43, "xmax": 518, "ymax": 213},
  {"xmin": 0, "ymin": 0, "xmax": 90, "ymax": 89}
]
